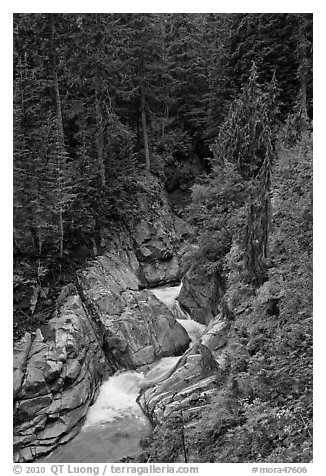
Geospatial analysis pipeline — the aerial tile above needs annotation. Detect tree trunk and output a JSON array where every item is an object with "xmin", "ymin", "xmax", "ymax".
[
  {"xmin": 136, "ymin": 104, "xmax": 140, "ymax": 145},
  {"xmin": 300, "ymin": 74, "xmax": 308, "ymax": 120},
  {"xmin": 50, "ymin": 13, "xmax": 66, "ymax": 258},
  {"xmin": 245, "ymin": 153, "xmax": 271, "ymax": 287},
  {"xmin": 53, "ymin": 69, "xmax": 65, "ymax": 258},
  {"xmin": 160, "ymin": 17, "xmax": 167, "ymax": 140},
  {"xmin": 140, "ymin": 47, "xmax": 150, "ymax": 171},
  {"xmin": 298, "ymin": 15, "xmax": 309, "ymax": 121},
  {"xmin": 95, "ymin": 75, "xmax": 106, "ymax": 187},
  {"xmin": 162, "ymin": 104, "xmax": 169, "ymax": 139}
]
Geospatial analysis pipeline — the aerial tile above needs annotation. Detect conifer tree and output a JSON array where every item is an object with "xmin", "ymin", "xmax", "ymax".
[
  {"xmin": 216, "ymin": 64, "xmax": 277, "ymax": 285},
  {"xmin": 163, "ymin": 13, "xmax": 209, "ymax": 154},
  {"xmin": 204, "ymin": 13, "xmax": 234, "ymax": 142},
  {"xmin": 220, "ymin": 13, "xmax": 312, "ymax": 121},
  {"xmin": 13, "ymin": 13, "xmax": 75, "ymax": 257},
  {"xmin": 122, "ymin": 13, "xmax": 165, "ymax": 170}
]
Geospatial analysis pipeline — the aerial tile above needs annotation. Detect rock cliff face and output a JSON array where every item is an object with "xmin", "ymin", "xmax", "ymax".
[
  {"xmin": 12, "ymin": 177, "xmax": 196, "ymax": 462},
  {"xmin": 137, "ymin": 315, "xmax": 232, "ymax": 463},
  {"xmin": 78, "ymin": 254, "xmax": 190, "ymax": 369},
  {"xmin": 178, "ymin": 265, "xmax": 224, "ymax": 324},
  {"xmin": 99, "ymin": 178, "xmax": 191, "ymax": 287},
  {"xmin": 13, "ymin": 250, "xmax": 191, "ymax": 462},
  {"xmin": 13, "ymin": 291, "xmax": 105, "ymax": 462},
  {"xmin": 138, "ymin": 343, "xmax": 222, "ymax": 426},
  {"xmin": 133, "ymin": 192, "xmax": 190, "ymax": 286}
]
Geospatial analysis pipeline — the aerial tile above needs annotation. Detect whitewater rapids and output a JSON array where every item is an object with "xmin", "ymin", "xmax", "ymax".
[
  {"xmin": 42, "ymin": 282, "xmax": 206, "ymax": 463},
  {"xmin": 150, "ymin": 284, "xmax": 206, "ymax": 342}
]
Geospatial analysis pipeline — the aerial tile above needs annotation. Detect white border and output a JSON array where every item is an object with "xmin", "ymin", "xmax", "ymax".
[{"xmin": 3, "ymin": 3, "xmax": 324, "ymax": 475}]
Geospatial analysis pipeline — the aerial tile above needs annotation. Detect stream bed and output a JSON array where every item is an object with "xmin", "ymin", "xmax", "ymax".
[
  {"xmin": 41, "ymin": 370, "xmax": 152, "ymax": 463},
  {"xmin": 41, "ymin": 284, "xmax": 206, "ymax": 463}
]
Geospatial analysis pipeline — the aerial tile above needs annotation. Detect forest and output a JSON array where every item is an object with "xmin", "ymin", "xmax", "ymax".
[{"xmin": 13, "ymin": 13, "xmax": 312, "ymax": 464}]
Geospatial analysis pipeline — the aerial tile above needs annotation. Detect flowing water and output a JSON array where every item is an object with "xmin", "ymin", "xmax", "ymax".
[
  {"xmin": 41, "ymin": 283, "xmax": 206, "ymax": 463},
  {"xmin": 150, "ymin": 284, "xmax": 206, "ymax": 342},
  {"xmin": 42, "ymin": 371, "xmax": 151, "ymax": 463}
]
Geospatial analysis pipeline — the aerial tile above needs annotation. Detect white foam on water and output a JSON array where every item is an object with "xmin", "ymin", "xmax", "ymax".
[
  {"xmin": 42, "ymin": 283, "xmax": 208, "ymax": 463},
  {"xmin": 150, "ymin": 284, "xmax": 182, "ymax": 311},
  {"xmin": 172, "ymin": 299, "xmax": 190, "ymax": 319},
  {"xmin": 150, "ymin": 283, "xmax": 190, "ymax": 320},
  {"xmin": 84, "ymin": 371, "xmax": 146, "ymax": 428},
  {"xmin": 42, "ymin": 370, "xmax": 152, "ymax": 463},
  {"xmin": 177, "ymin": 318, "xmax": 206, "ymax": 342},
  {"xmin": 144, "ymin": 356, "xmax": 180, "ymax": 381},
  {"xmin": 150, "ymin": 283, "xmax": 206, "ymax": 341}
]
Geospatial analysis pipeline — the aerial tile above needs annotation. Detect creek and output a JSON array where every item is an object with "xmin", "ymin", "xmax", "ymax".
[{"xmin": 41, "ymin": 284, "xmax": 205, "ymax": 463}]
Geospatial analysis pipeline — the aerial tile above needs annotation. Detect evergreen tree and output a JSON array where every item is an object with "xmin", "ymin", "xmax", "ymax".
[
  {"xmin": 220, "ymin": 14, "xmax": 312, "ymax": 121},
  {"xmin": 218, "ymin": 64, "xmax": 277, "ymax": 285},
  {"xmin": 204, "ymin": 13, "xmax": 234, "ymax": 142},
  {"xmin": 13, "ymin": 12, "xmax": 312, "ymax": 283},
  {"xmin": 14, "ymin": 14, "xmax": 75, "ymax": 257},
  {"xmin": 164, "ymin": 14, "xmax": 210, "ymax": 157}
]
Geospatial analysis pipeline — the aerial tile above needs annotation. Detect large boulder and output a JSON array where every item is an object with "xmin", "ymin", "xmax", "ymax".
[
  {"xmin": 138, "ymin": 342, "xmax": 229, "ymax": 463},
  {"xmin": 78, "ymin": 254, "xmax": 190, "ymax": 369},
  {"xmin": 133, "ymin": 214, "xmax": 181, "ymax": 286},
  {"xmin": 13, "ymin": 290, "xmax": 105, "ymax": 462},
  {"xmin": 200, "ymin": 316, "xmax": 231, "ymax": 369},
  {"xmin": 98, "ymin": 177, "xmax": 192, "ymax": 288},
  {"xmin": 178, "ymin": 265, "xmax": 224, "ymax": 324},
  {"xmin": 140, "ymin": 256, "xmax": 180, "ymax": 287},
  {"xmin": 131, "ymin": 179, "xmax": 190, "ymax": 286},
  {"xmin": 201, "ymin": 317, "xmax": 230, "ymax": 349},
  {"xmin": 138, "ymin": 343, "xmax": 223, "ymax": 426}
]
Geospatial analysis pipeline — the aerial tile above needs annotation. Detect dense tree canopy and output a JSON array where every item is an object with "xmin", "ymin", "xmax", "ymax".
[
  {"xmin": 13, "ymin": 12, "xmax": 312, "ymax": 259},
  {"xmin": 13, "ymin": 13, "xmax": 312, "ymax": 463}
]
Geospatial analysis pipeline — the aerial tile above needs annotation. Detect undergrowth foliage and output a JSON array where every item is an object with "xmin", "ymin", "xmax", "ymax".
[
  {"xmin": 148, "ymin": 73, "xmax": 312, "ymax": 462},
  {"xmin": 146, "ymin": 131, "xmax": 312, "ymax": 465},
  {"xmin": 13, "ymin": 14, "xmax": 313, "ymax": 462}
]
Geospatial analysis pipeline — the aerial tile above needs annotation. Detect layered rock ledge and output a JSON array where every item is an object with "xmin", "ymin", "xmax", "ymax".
[
  {"xmin": 138, "ymin": 342, "xmax": 222, "ymax": 426},
  {"xmin": 136, "ymin": 313, "xmax": 232, "ymax": 462},
  {"xmin": 13, "ymin": 179, "xmax": 196, "ymax": 462},
  {"xmin": 13, "ymin": 291, "xmax": 105, "ymax": 462},
  {"xmin": 178, "ymin": 265, "xmax": 224, "ymax": 324},
  {"xmin": 78, "ymin": 254, "xmax": 190, "ymax": 369},
  {"xmin": 14, "ymin": 250, "xmax": 191, "ymax": 462}
]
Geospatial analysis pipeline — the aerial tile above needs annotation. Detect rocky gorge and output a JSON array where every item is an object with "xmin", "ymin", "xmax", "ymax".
[
  {"xmin": 12, "ymin": 133, "xmax": 313, "ymax": 465},
  {"xmin": 13, "ymin": 12, "xmax": 313, "ymax": 465},
  {"xmin": 13, "ymin": 177, "xmax": 225, "ymax": 463}
]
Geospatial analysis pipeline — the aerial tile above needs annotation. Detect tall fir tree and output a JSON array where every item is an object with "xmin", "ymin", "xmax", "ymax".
[{"xmin": 213, "ymin": 64, "xmax": 278, "ymax": 285}]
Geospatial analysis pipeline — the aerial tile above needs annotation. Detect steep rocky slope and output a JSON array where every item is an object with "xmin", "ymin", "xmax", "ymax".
[
  {"xmin": 14, "ymin": 291, "xmax": 105, "ymax": 462},
  {"xmin": 13, "ymin": 251, "xmax": 191, "ymax": 462},
  {"xmin": 78, "ymin": 254, "xmax": 190, "ymax": 369},
  {"xmin": 178, "ymin": 265, "xmax": 224, "ymax": 324},
  {"xmin": 137, "ymin": 315, "xmax": 232, "ymax": 463},
  {"xmin": 13, "ymin": 177, "xmax": 193, "ymax": 462}
]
